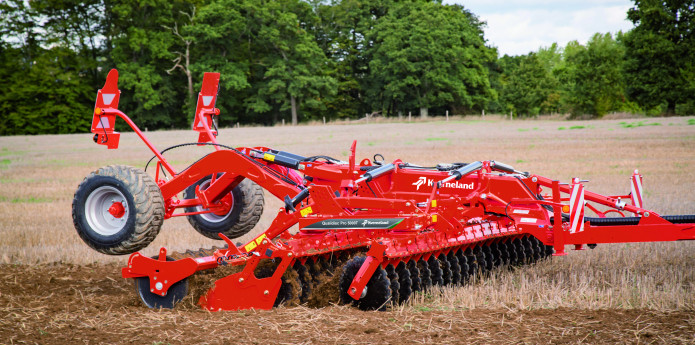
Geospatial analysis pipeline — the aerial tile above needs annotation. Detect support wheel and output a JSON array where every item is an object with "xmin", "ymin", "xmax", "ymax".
[
  {"xmin": 339, "ymin": 256, "xmax": 391, "ymax": 311},
  {"xmin": 184, "ymin": 175, "xmax": 264, "ymax": 240},
  {"xmin": 72, "ymin": 165, "xmax": 164, "ymax": 255}
]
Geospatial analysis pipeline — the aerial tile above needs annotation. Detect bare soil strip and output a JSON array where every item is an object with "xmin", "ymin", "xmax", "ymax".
[{"xmin": 1, "ymin": 263, "xmax": 693, "ymax": 345}]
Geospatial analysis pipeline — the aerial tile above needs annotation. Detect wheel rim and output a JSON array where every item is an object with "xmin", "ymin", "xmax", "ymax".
[
  {"xmin": 194, "ymin": 180, "xmax": 234, "ymax": 223},
  {"xmin": 85, "ymin": 186, "xmax": 129, "ymax": 236}
]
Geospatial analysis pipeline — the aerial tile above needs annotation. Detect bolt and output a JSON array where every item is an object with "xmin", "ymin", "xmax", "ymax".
[
  {"xmin": 644, "ymin": 212, "xmax": 650, "ymax": 217},
  {"xmin": 350, "ymin": 287, "xmax": 356, "ymax": 295},
  {"xmin": 155, "ymin": 282, "xmax": 163, "ymax": 290},
  {"xmin": 532, "ymin": 177, "xmax": 538, "ymax": 182},
  {"xmin": 239, "ymin": 277, "xmax": 244, "ymax": 283},
  {"xmin": 153, "ymin": 276, "xmax": 157, "ymax": 280},
  {"xmin": 405, "ymin": 202, "xmax": 411, "ymax": 206},
  {"xmin": 264, "ymin": 290, "xmax": 269, "ymax": 295},
  {"xmin": 150, "ymin": 289, "xmax": 154, "ymax": 292},
  {"xmin": 164, "ymin": 280, "xmax": 167, "ymax": 284},
  {"xmin": 287, "ymin": 253, "xmax": 293, "ymax": 257}
]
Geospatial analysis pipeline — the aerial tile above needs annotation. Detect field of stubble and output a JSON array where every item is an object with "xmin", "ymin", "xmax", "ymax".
[{"xmin": 1, "ymin": 115, "xmax": 694, "ymax": 344}]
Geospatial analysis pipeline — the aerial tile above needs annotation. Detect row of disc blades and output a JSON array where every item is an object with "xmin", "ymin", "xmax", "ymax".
[{"xmin": 164, "ymin": 235, "xmax": 553, "ymax": 310}]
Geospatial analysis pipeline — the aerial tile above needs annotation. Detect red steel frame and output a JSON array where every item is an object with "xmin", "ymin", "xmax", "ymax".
[{"xmin": 91, "ymin": 69, "xmax": 694, "ymax": 311}]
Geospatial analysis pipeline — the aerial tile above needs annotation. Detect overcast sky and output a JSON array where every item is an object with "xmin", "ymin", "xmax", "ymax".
[{"xmin": 443, "ymin": 0, "xmax": 636, "ymax": 56}]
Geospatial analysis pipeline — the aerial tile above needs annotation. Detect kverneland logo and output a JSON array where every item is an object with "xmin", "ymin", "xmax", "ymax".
[{"xmin": 412, "ymin": 176, "xmax": 475, "ymax": 190}]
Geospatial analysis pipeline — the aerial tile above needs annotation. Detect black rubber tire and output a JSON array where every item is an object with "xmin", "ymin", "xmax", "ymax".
[
  {"xmin": 72, "ymin": 165, "xmax": 165, "ymax": 255},
  {"xmin": 396, "ymin": 262, "xmax": 412, "ymax": 304},
  {"xmin": 184, "ymin": 176, "xmax": 264, "ymax": 240},
  {"xmin": 339, "ymin": 256, "xmax": 391, "ymax": 311}
]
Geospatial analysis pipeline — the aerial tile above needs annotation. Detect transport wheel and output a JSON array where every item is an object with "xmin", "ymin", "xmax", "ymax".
[
  {"xmin": 72, "ymin": 165, "xmax": 164, "ymax": 255},
  {"xmin": 339, "ymin": 256, "xmax": 391, "ymax": 311},
  {"xmin": 135, "ymin": 256, "xmax": 188, "ymax": 309},
  {"xmin": 184, "ymin": 175, "xmax": 264, "ymax": 240}
]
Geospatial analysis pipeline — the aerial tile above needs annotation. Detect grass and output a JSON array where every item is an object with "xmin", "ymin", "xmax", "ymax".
[
  {"xmin": 619, "ymin": 120, "xmax": 662, "ymax": 128},
  {"xmin": 0, "ymin": 116, "xmax": 694, "ymax": 313}
]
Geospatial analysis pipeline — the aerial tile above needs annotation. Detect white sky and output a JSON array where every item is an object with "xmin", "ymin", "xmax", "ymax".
[{"xmin": 443, "ymin": 0, "xmax": 636, "ymax": 56}]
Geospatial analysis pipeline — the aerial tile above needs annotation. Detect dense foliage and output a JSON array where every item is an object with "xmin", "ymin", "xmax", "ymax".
[{"xmin": 1, "ymin": 0, "xmax": 693, "ymax": 134}]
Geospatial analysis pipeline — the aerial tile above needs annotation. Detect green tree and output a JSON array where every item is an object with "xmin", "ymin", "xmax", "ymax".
[
  {"xmin": 367, "ymin": 2, "xmax": 495, "ymax": 118},
  {"xmin": 310, "ymin": 0, "xmax": 394, "ymax": 119},
  {"xmin": 497, "ymin": 53, "xmax": 555, "ymax": 116},
  {"xmin": 562, "ymin": 34, "xmax": 626, "ymax": 117},
  {"xmin": 108, "ymin": 0, "xmax": 199, "ymax": 130},
  {"xmin": 0, "ymin": 0, "xmax": 93, "ymax": 135},
  {"xmin": 623, "ymin": 0, "xmax": 695, "ymax": 114}
]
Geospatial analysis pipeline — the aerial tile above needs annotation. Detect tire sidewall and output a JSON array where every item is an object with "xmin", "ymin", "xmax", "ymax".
[{"xmin": 73, "ymin": 175, "xmax": 137, "ymax": 248}]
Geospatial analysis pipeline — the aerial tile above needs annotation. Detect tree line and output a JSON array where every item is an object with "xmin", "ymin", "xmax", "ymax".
[{"xmin": 1, "ymin": 0, "xmax": 693, "ymax": 135}]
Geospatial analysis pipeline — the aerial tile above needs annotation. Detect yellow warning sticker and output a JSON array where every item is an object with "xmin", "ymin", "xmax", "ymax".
[
  {"xmin": 431, "ymin": 214, "xmax": 438, "ymax": 223},
  {"xmin": 255, "ymin": 233, "xmax": 268, "ymax": 245},
  {"xmin": 300, "ymin": 207, "xmax": 313, "ymax": 217},
  {"xmin": 431, "ymin": 200, "xmax": 437, "ymax": 207},
  {"xmin": 244, "ymin": 241, "xmax": 257, "ymax": 252},
  {"xmin": 263, "ymin": 153, "xmax": 275, "ymax": 162}
]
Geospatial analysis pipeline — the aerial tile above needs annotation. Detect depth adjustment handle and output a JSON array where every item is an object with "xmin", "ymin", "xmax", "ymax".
[
  {"xmin": 284, "ymin": 187, "xmax": 310, "ymax": 212},
  {"xmin": 355, "ymin": 163, "xmax": 395, "ymax": 184},
  {"xmin": 437, "ymin": 161, "xmax": 483, "ymax": 188}
]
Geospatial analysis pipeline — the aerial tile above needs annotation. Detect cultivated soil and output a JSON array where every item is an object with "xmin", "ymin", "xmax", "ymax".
[{"xmin": 1, "ymin": 263, "xmax": 693, "ymax": 344}]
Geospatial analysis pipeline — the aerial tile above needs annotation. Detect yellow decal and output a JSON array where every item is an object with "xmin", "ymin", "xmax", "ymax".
[
  {"xmin": 431, "ymin": 214, "xmax": 438, "ymax": 223},
  {"xmin": 300, "ymin": 207, "xmax": 313, "ymax": 217},
  {"xmin": 431, "ymin": 200, "xmax": 437, "ymax": 207},
  {"xmin": 263, "ymin": 153, "xmax": 275, "ymax": 162},
  {"xmin": 255, "ymin": 233, "xmax": 268, "ymax": 245},
  {"xmin": 244, "ymin": 241, "xmax": 257, "ymax": 252}
]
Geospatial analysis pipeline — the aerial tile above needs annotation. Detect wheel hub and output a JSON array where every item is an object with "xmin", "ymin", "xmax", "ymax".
[
  {"xmin": 195, "ymin": 180, "xmax": 234, "ymax": 222},
  {"xmin": 85, "ymin": 186, "xmax": 129, "ymax": 236},
  {"xmin": 108, "ymin": 201, "xmax": 126, "ymax": 218},
  {"xmin": 211, "ymin": 193, "xmax": 234, "ymax": 216}
]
